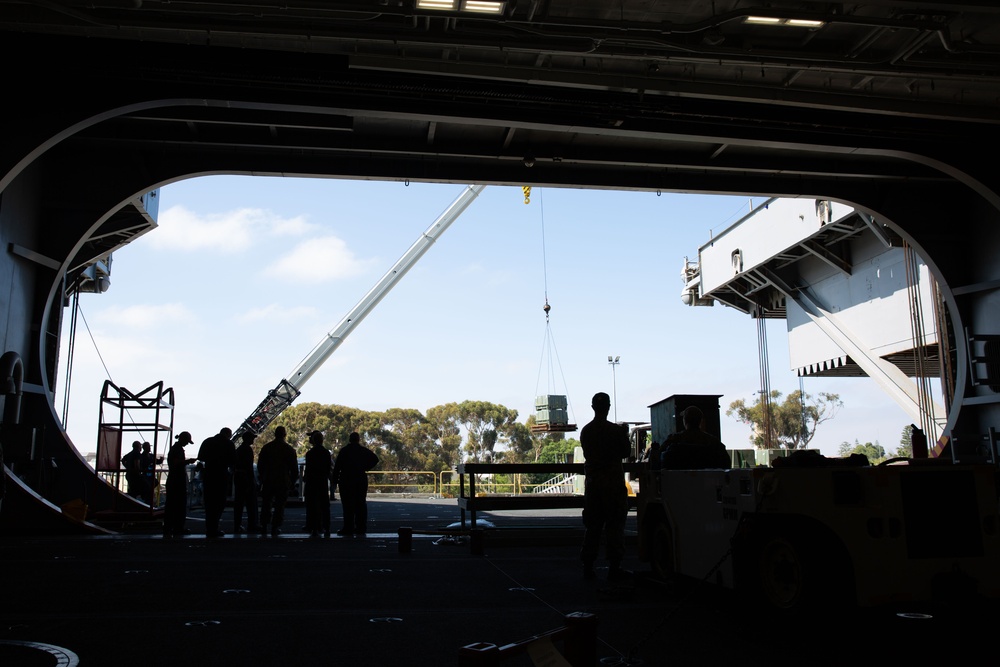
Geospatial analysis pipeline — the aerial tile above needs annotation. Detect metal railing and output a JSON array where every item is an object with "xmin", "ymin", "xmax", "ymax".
[
  {"xmin": 99, "ymin": 467, "xmax": 450, "ymax": 506},
  {"xmin": 96, "ymin": 466, "xmax": 630, "ymax": 507},
  {"xmin": 367, "ymin": 471, "xmax": 438, "ymax": 496},
  {"xmin": 533, "ymin": 472, "xmax": 578, "ymax": 494}
]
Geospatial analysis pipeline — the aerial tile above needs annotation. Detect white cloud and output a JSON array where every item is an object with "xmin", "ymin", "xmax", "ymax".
[
  {"xmin": 455, "ymin": 261, "xmax": 516, "ymax": 289},
  {"xmin": 236, "ymin": 303, "xmax": 320, "ymax": 323},
  {"xmin": 148, "ymin": 205, "xmax": 314, "ymax": 252},
  {"xmin": 263, "ymin": 235, "xmax": 377, "ymax": 283},
  {"xmin": 95, "ymin": 303, "xmax": 195, "ymax": 330},
  {"xmin": 269, "ymin": 216, "xmax": 316, "ymax": 237}
]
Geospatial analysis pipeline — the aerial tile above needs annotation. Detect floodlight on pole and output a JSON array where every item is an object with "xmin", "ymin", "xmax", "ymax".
[{"xmin": 608, "ymin": 355, "xmax": 620, "ymax": 421}]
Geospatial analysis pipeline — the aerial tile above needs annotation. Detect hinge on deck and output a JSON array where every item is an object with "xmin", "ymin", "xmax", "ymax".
[{"xmin": 966, "ymin": 331, "xmax": 1000, "ymax": 393}]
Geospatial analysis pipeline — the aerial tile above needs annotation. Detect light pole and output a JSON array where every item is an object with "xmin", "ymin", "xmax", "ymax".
[{"xmin": 608, "ymin": 355, "xmax": 620, "ymax": 421}]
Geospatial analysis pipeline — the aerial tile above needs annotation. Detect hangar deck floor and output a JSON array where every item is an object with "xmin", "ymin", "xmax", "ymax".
[{"xmin": 0, "ymin": 497, "xmax": 988, "ymax": 666}]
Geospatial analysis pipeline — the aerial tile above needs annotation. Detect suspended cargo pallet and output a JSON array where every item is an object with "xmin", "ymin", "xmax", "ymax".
[
  {"xmin": 530, "ymin": 422, "xmax": 578, "ymax": 433},
  {"xmin": 531, "ymin": 394, "xmax": 577, "ymax": 429},
  {"xmin": 537, "ymin": 407, "xmax": 568, "ymax": 424},
  {"xmin": 531, "ymin": 195, "xmax": 577, "ymax": 437},
  {"xmin": 533, "ymin": 394, "xmax": 575, "ymax": 432},
  {"xmin": 535, "ymin": 394, "xmax": 568, "ymax": 410}
]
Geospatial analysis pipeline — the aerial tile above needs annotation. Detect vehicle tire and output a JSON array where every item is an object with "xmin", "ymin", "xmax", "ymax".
[
  {"xmin": 648, "ymin": 519, "xmax": 675, "ymax": 580},
  {"xmin": 757, "ymin": 536, "xmax": 806, "ymax": 610}
]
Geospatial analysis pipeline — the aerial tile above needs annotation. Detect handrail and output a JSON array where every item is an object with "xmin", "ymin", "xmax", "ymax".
[
  {"xmin": 534, "ymin": 472, "xmax": 577, "ymax": 494},
  {"xmin": 95, "ymin": 464, "xmax": 648, "ymax": 508},
  {"xmin": 457, "ymin": 462, "xmax": 646, "ymax": 476},
  {"xmin": 454, "ymin": 462, "xmax": 646, "ymax": 528},
  {"xmin": 98, "ymin": 468, "xmax": 448, "ymax": 504}
]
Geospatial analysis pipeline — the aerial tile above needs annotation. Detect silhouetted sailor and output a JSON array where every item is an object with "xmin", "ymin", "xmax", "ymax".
[
  {"xmin": 303, "ymin": 430, "xmax": 333, "ymax": 538},
  {"xmin": 580, "ymin": 392, "xmax": 631, "ymax": 582},
  {"xmin": 198, "ymin": 427, "xmax": 236, "ymax": 538},
  {"xmin": 257, "ymin": 425, "xmax": 299, "ymax": 536},
  {"xmin": 332, "ymin": 431, "xmax": 379, "ymax": 536},
  {"xmin": 660, "ymin": 406, "xmax": 730, "ymax": 470},
  {"xmin": 139, "ymin": 441, "xmax": 161, "ymax": 505},
  {"xmin": 233, "ymin": 431, "xmax": 259, "ymax": 534},
  {"xmin": 121, "ymin": 441, "xmax": 143, "ymax": 498},
  {"xmin": 163, "ymin": 431, "xmax": 196, "ymax": 537}
]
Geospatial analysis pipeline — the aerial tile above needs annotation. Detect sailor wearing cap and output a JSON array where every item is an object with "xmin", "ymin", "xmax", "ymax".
[{"xmin": 163, "ymin": 431, "xmax": 196, "ymax": 537}]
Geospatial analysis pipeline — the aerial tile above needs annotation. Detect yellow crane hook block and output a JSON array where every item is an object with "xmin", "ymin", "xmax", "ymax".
[{"xmin": 522, "ymin": 186, "xmax": 531, "ymax": 204}]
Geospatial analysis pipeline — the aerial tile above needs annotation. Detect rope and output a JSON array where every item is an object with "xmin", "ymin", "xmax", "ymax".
[
  {"xmin": 530, "ymin": 188, "xmax": 576, "ymax": 427},
  {"xmin": 78, "ymin": 304, "xmax": 143, "ymax": 433},
  {"xmin": 79, "ymin": 306, "xmax": 116, "ymax": 387},
  {"xmin": 535, "ymin": 326, "xmax": 556, "ymax": 396},
  {"xmin": 756, "ymin": 305, "xmax": 773, "ymax": 449},
  {"xmin": 61, "ymin": 288, "xmax": 80, "ymax": 426},
  {"xmin": 904, "ymin": 242, "xmax": 936, "ymax": 438},
  {"xmin": 539, "ymin": 188, "xmax": 549, "ymax": 313},
  {"xmin": 933, "ymin": 274, "xmax": 955, "ymax": 411}
]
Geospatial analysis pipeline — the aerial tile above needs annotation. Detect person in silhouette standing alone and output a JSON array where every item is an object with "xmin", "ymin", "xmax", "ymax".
[{"xmin": 580, "ymin": 392, "xmax": 632, "ymax": 582}]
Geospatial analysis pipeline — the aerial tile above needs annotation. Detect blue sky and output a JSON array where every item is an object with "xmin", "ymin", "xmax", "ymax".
[{"xmin": 56, "ymin": 176, "xmax": 914, "ymax": 457}]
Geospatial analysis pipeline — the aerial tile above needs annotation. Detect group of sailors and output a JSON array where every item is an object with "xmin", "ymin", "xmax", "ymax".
[
  {"xmin": 156, "ymin": 426, "xmax": 379, "ymax": 538},
  {"xmin": 120, "ymin": 440, "xmax": 161, "ymax": 505}
]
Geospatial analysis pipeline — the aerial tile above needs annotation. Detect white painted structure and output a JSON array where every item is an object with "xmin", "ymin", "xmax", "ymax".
[{"xmin": 684, "ymin": 197, "xmax": 946, "ymax": 435}]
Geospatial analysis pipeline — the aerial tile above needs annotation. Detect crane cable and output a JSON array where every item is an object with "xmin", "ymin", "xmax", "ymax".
[
  {"xmin": 904, "ymin": 241, "xmax": 937, "ymax": 438},
  {"xmin": 536, "ymin": 187, "xmax": 555, "ymax": 391},
  {"xmin": 69, "ymin": 299, "xmax": 146, "ymax": 435},
  {"xmin": 756, "ymin": 304, "xmax": 773, "ymax": 449},
  {"xmin": 531, "ymin": 188, "xmax": 574, "ymax": 425}
]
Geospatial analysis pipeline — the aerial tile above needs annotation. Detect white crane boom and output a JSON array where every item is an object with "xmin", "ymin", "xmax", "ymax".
[{"xmin": 234, "ymin": 184, "xmax": 486, "ymax": 440}]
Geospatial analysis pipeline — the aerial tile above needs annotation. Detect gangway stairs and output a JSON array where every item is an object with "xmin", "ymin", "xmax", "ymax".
[{"xmin": 533, "ymin": 472, "xmax": 579, "ymax": 495}]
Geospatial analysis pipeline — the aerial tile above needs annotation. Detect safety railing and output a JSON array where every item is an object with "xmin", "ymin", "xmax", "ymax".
[
  {"xmin": 367, "ymin": 471, "xmax": 438, "ymax": 496},
  {"xmin": 97, "ymin": 466, "xmax": 633, "ymax": 511},
  {"xmin": 101, "ymin": 467, "xmax": 451, "ymax": 503},
  {"xmin": 97, "ymin": 468, "xmax": 167, "ymax": 502},
  {"xmin": 439, "ymin": 470, "xmax": 459, "ymax": 498},
  {"xmin": 533, "ymin": 472, "xmax": 578, "ymax": 494},
  {"xmin": 455, "ymin": 463, "xmax": 645, "ymax": 529}
]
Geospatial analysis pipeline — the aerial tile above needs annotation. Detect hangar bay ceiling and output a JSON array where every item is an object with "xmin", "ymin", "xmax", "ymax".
[{"xmin": 2, "ymin": 0, "xmax": 999, "ymax": 198}]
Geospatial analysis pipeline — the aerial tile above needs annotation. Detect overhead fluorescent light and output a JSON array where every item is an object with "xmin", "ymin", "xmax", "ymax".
[
  {"xmin": 745, "ymin": 15, "xmax": 826, "ymax": 28},
  {"xmin": 462, "ymin": 1, "xmax": 504, "ymax": 12},
  {"xmin": 416, "ymin": 0, "xmax": 505, "ymax": 13},
  {"xmin": 417, "ymin": 0, "xmax": 457, "ymax": 9},
  {"xmin": 786, "ymin": 19, "xmax": 825, "ymax": 28}
]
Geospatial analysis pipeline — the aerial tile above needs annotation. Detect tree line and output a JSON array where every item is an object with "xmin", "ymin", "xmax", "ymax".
[
  {"xmin": 250, "ymin": 389, "xmax": 911, "ymax": 473},
  {"xmin": 837, "ymin": 425, "xmax": 914, "ymax": 464},
  {"xmin": 727, "ymin": 388, "xmax": 915, "ymax": 463},
  {"xmin": 726, "ymin": 389, "xmax": 843, "ymax": 450},
  {"xmin": 252, "ymin": 400, "xmax": 579, "ymax": 474}
]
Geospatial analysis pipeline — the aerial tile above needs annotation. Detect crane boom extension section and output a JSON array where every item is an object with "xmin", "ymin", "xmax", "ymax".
[{"xmin": 234, "ymin": 184, "xmax": 487, "ymax": 440}]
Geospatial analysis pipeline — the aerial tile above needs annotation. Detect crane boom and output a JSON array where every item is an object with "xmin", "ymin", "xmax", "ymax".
[{"xmin": 234, "ymin": 184, "xmax": 487, "ymax": 441}]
